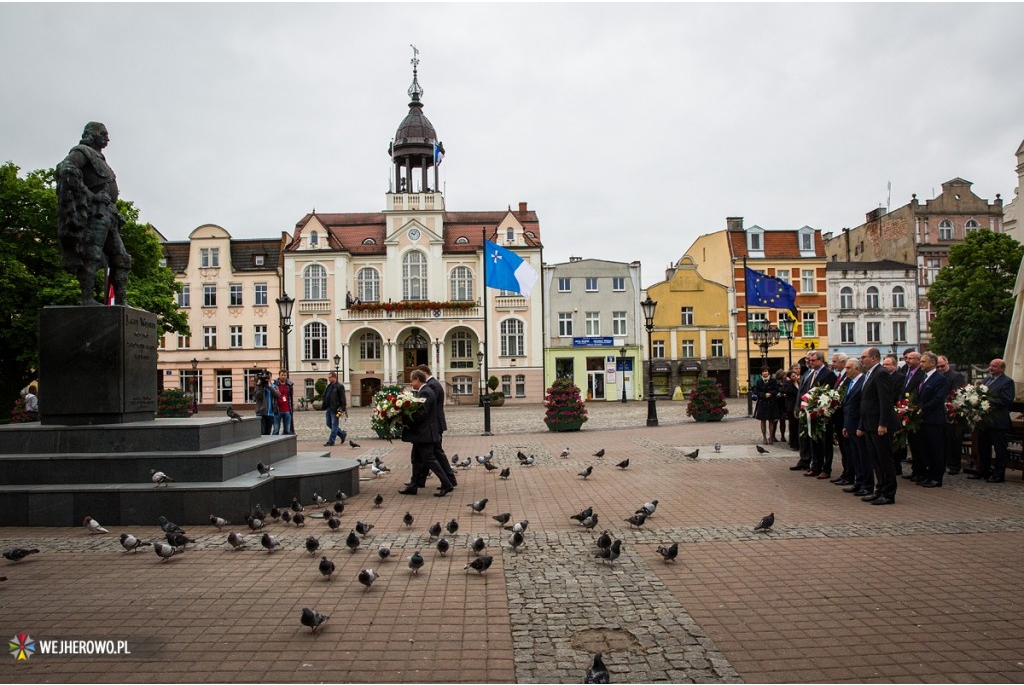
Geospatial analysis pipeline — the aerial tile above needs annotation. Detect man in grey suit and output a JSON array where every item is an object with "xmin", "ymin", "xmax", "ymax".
[
  {"xmin": 857, "ymin": 347, "xmax": 898, "ymax": 505},
  {"xmin": 968, "ymin": 358, "xmax": 1016, "ymax": 483}
]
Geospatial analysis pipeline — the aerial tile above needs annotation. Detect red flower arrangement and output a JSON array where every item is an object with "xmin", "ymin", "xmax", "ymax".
[
  {"xmin": 892, "ymin": 393, "xmax": 922, "ymax": 450},
  {"xmin": 349, "ymin": 300, "xmax": 476, "ymax": 313}
]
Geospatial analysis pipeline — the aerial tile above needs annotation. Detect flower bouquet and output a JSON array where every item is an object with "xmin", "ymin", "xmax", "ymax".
[
  {"xmin": 370, "ymin": 386, "xmax": 425, "ymax": 441},
  {"xmin": 892, "ymin": 393, "xmax": 922, "ymax": 450},
  {"xmin": 950, "ymin": 382, "xmax": 993, "ymax": 431},
  {"xmin": 798, "ymin": 386, "xmax": 841, "ymax": 440}
]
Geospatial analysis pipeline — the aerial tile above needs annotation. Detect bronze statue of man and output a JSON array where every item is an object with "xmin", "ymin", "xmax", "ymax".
[{"xmin": 56, "ymin": 122, "xmax": 132, "ymax": 306}]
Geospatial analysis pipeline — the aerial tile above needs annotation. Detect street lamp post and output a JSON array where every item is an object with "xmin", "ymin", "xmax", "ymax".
[
  {"xmin": 780, "ymin": 313, "xmax": 794, "ymax": 371},
  {"xmin": 276, "ymin": 293, "xmax": 295, "ymax": 370},
  {"xmin": 641, "ymin": 296, "xmax": 658, "ymax": 427},
  {"xmin": 619, "ymin": 346, "xmax": 628, "ymax": 404},
  {"xmin": 190, "ymin": 357, "xmax": 199, "ymax": 416},
  {"xmin": 333, "ymin": 354, "xmax": 341, "ymax": 374},
  {"xmin": 748, "ymin": 322, "xmax": 782, "ymax": 415},
  {"xmin": 477, "ymin": 349, "xmax": 491, "ymax": 435}
]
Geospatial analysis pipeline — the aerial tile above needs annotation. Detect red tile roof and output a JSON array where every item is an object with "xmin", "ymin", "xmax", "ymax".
[{"xmin": 729, "ymin": 230, "xmax": 826, "ymax": 259}]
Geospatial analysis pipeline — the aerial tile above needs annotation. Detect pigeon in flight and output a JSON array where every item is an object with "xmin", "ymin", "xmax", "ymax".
[
  {"xmin": 257, "ymin": 461, "xmax": 274, "ymax": 477},
  {"xmin": 305, "ymin": 536, "xmax": 320, "ymax": 555},
  {"xmin": 300, "ymin": 608, "xmax": 329, "ymax": 634},
  {"xmin": 470, "ymin": 536, "xmax": 486, "ymax": 556},
  {"xmin": 684, "ymin": 448, "xmax": 699, "ymax": 459},
  {"xmin": 436, "ymin": 538, "xmax": 450, "ymax": 557},
  {"xmin": 714, "ymin": 442, "xmax": 721, "ymax": 453},
  {"xmin": 579, "ymin": 514, "xmax": 599, "ymax": 530},
  {"xmin": 327, "ymin": 516, "xmax": 341, "ymax": 532},
  {"xmin": 615, "ymin": 459, "xmax": 630, "ymax": 469},
  {"xmin": 508, "ymin": 530, "xmax": 525, "ymax": 553},
  {"xmin": 153, "ymin": 542, "xmax": 181, "ymax": 561},
  {"xmin": 210, "ymin": 515, "xmax": 229, "ymax": 530},
  {"xmin": 570, "ymin": 507, "xmax": 593, "ymax": 522},
  {"xmin": 226, "ymin": 406, "xmax": 243, "ymax": 422},
  {"xmin": 560, "ymin": 447, "xmax": 570, "ymax": 459},
  {"xmin": 637, "ymin": 500, "xmax": 658, "ymax": 517},
  {"xmin": 594, "ymin": 539, "xmax": 622, "ymax": 564},
  {"xmin": 593, "ymin": 449, "xmax": 605, "ymax": 458},
  {"xmin": 446, "ymin": 519, "xmax": 459, "ymax": 536},
  {"xmin": 260, "ymin": 533, "xmax": 280, "ymax": 553},
  {"xmin": 467, "ymin": 498, "xmax": 488, "ymax": 514},
  {"xmin": 150, "ymin": 469, "xmax": 174, "ymax": 487},
  {"xmin": 624, "ymin": 512, "xmax": 647, "ymax": 528},
  {"xmin": 83, "ymin": 516, "xmax": 109, "ymax": 534},
  {"xmin": 357, "ymin": 568, "xmax": 380, "ymax": 591},
  {"xmin": 377, "ymin": 545, "xmax": 392, "ymax": 561},
  {"xmin": 373, "ymin": 493, "xmax": 384, "ymax": 508},
  {"xmin": 579, "ymin": 466, "xmax": 593, "ymax": 479},
  {"xmin": 655, "ymin": 542, "xmax": 679, "ymax": 563},
  {"xmin": 318, "ymin": 556, "xmax": 335, "ymax": 581},
  {"xmin": 464, "ymin": 555, "xmax": 494, "ymax": 574},
  {"xmin": 345, "ymin": 530, "xmax": 360, "ymax": 551},
  {"xmin": 754, "ymin": 512, "xmax": 775, "ymax": 532},
  {"xmin": 492, "ymin": 512, "xmax": 512, "ymax": 526},
  {"xmin": 596, "ymin": 530, "xmax": 612, "ymax": 551},
  {"xmin": 355, "ymin": 521, "xmax": 374, "ymax": 537},
  {"xmin": 226, "ymin": 532, "xmax": 246, "ymax": 550},
  {"xmin": 585, "ymin": 652, "xmax": 610, "ymax": 684},
  {"xmin": 408, "ymin": 550, "xmax": 424, "ymax": 575},
  {"xmin": 428, "ymin": 521, "xmax": 443, "ymax": 540},
  {"xmin": 120, "ymin": 534, "xmax": 150, "ymax": 553},
  {"xmin": 3, "ymin": 548, "xmax": 40, "ymax": 563},
  {"xmin": 499, "ymin": 467, "xmax": 511, "ymax": 480},
  {"xmin": 756, "ymin": 445, "xmax": 769, "ymax": 454},
  {"xmin": 504, "ymin": 520, "xmax": 529, "ymax": 534},
  {"xmin": 349, "ymin": 440, "xmax": 360, "ymax": 448},
  {"xmin": 403, "ymin": 511, "xmax": 414, "ymax": 527}
]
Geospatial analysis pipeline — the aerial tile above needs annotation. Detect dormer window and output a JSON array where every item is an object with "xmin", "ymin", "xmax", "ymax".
[
  {"xmin": 310, "ymin": 231, "xmax": 319, "ymax": 246},
  {"xmin": 362, "ymin": 238, "xmax": 376, "ymax": 245},
  {"xmin": 506, "ymin": 227, "xmax": 515, "ymax": 242},
  {"xmin": 798, "ymin": 226, "xmax": 816, "ymax": 257},
  {"xmin": 455, "ymin": 236, "xmax": 469, "ymax": 245},
  {"xmin": 254, "ymin": 255, "xmax": 265, "ymax": 266},
  {"xmin": 746, "ymin": 226, "xmax": 765, "ymax": 257}
]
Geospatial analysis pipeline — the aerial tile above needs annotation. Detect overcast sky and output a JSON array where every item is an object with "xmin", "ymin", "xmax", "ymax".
[{"xmin": 3, "ymin": 3, "xmax": 1022, "ymax": 287}]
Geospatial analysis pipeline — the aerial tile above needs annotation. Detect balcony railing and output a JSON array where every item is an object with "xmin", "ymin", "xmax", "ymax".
[
  {"xmin": 298, "ymin": 300, "xmax": 332, "ymax": 314},
  {"xmin": 341, "ymin": 304, "xmax": 481, "ymax": 321}
]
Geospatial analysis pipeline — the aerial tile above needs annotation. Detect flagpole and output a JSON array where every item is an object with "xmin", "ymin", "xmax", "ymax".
[
  {"xmin": 744, "ymin": 257, "xmax": 753, "ymax": 417},
  {"xmin": 480, "ymin": 228, "xmax": 492, "ymax": 436}
]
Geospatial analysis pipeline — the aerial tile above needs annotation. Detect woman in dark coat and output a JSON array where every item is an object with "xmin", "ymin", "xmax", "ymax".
[
  {"xmin": 773, "ymin": 369, "xmax": 790, "ymax": 443},
  {"xmin": 782, "ymin": 367, "xmax": 802, "ymax": 450},
  {"xmin": 753, "ymin": 368, "xmax": 781, "ymax": 445}
]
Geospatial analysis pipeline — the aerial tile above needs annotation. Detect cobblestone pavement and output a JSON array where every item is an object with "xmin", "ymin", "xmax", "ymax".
[{"xmin": 2, "ymin": 405, "xmax": 1023, "ymax": 683}]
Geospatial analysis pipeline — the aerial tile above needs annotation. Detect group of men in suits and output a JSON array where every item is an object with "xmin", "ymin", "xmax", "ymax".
[
  {"xmin": 398, "ymin": 364, "xmax": 460, "ymax": 497},
  {"xmin": 789, "ymin": 348, "xmax": 1015, "ymax": 505}
]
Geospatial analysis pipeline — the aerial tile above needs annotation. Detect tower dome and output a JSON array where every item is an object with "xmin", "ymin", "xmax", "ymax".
[{"xmin": 389, "ymin": 46, "xmax": 443, "ymax": 194}]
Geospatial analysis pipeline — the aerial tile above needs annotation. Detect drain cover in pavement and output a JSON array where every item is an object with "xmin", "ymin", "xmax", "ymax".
[{"xmin": 571, "ymin": 628, "xmax": 639, "ymax": 654}]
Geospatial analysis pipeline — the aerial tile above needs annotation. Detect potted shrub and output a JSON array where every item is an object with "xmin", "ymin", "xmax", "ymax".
[
  {"xmin": 157, "ymin": 388, "xmax": 192, "ymax": 418},
  {"xmin": 686, "ymin": 377, "xmax": 729, "ymax": 422},
  {"xmin": 313, "ymin": 378, "xmax": 327, "ymax": 410},
  {"xmin": 544, "ymin": 378, "xmax": 588, "ymax": 431}
]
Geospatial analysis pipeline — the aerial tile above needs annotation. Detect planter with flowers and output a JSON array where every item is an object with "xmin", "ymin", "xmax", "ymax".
[
  {"xmin": 544, "ymin": 379, "xmax": 588, "ymax": 432},
  {"xmin": 686, "ymin": 378, "xmax": 729, "ymax": 422}
]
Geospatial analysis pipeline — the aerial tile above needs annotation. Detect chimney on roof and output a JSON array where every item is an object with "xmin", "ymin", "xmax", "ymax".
[
  {"xmin": 866, "ymin": 207, "xmax": 885, "ymax": 223},
  {"xmin": 726, "ymin": 217, "xmax": 744, "ymax": 232},
  {"xmin": 569, "ymin": 256, "xmax": 582, "ymax": 262},
  {"xmin": 518, "ymin": 201, "xmax": 528, "ymax": 213}
]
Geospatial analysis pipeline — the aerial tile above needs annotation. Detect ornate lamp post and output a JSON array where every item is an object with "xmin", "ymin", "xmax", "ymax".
[
  {"xmin": 779, "ymin": 313, "xmax": 794, "ymax": 371},
  {"xmin": 477, "ymin": 349, "xmax": 491, "ymax": 435},
  {"xmin": 276, "ymin": 293, "xmax": 295, "ymax": 370},
  {"xmin": 641, "ymin": 296, "xmax": 658, "ymax": 427},
  {"xmin": 620, "ymin": 346, "xmax": 628, "ymax": 404},
  {"xmin": 748, "ymin": 321, "xmax": 781, "ymax": 416},
  {"xmin": 190, "ymin": 357, "xmax": 199, "ymax": 416},
  {"xmin": 333, "ymin": 354, "xmax": 341, "ymax": 374}
]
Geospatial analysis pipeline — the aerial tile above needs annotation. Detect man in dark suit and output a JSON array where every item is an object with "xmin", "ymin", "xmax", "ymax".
[
  {"xmin": 938, "ymin": 356, "xmax": 966, "ymax": 475},
  {"xmin": 804, "ymin": 351, "xmax": 838, "ymax": 478},
  {"xmin": 417, "ymin": 364, "xmax": 458, "ymax": 489},
  {"xmin": 914, "ymin": 352, "xmax": 952, "ymax": 488},
  {"xmin": 398, "ymin": 370, "xmax": 454, "ymax": 497},
  {"xmin": 829, "ymin": 353, "xmax": 853, "ymax": 485},
  {"xmin": 789, "ymin": 353, "xmax": 817, "ymax": 472},
  {"xmin": 857, "ymin": 347, "xmax": 898, "ymax": 505},
  {"xmin": 900, "ymin": 351, "xmax": 930, "ymax": 482},
  {"xmin": 969, "ymin": 358, "xmax": 1016, "ymax": 483},
  {"xmin": 840, "ymin": 358, "xmax": 872, "ymax": 496}
]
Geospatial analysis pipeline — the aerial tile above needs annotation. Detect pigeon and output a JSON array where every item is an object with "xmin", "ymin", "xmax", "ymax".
[
  {"xmin": 327, "ymin": 516, "xmax": 341, "ymax": 532},
  {"xmin": 166, "ymin": 532, "xmax": 195, "ymax": 548},
  {"xmin": 492, "ymin": 512, "xmax": 512, "ymax": 526},
  {"xmin": 333, "ymin": 500, "xmax": 346, "ymax": 515},
  {"xmin": 349, "ymin": 440, "xmax": 360, "ymax": 448},
  {"xmin": 517, "ymin": 450, "xmax": 527, "ymax": 461},
  {"xmin": 150, "ymin": 469, "xmax": 173, "ymax": 487},
  {"xmin": 371, "ymin": 464, "xmax": 384, "ymax": 478},
  {"xmin": 356, "ymin": 457, "xmax": 371, "ymax": 468},
  {"xmin": 579, "ymin": 514, "xmax": 599, "ymax": 530},
  {"xmin": 756, "ymin": 445, "xmax": 769, "ymax": 454},
  {"xmin": 291, "ymin": 497, "xmax": 304, "ymax": 513},
  {"xmin": 570, "ymin": 507, "xmax": 593, "ymax": 522},
  {"xmin": 714, "ymin": 442, "xmax": 721, "ymax": 453},
  {"xmin": 357, "ymin": 568, "xmax": 380, "ymax": 591},
  {"xmin": 403, "ymin": 512, "xmax": 414, "ymax": 527},
  {"xmin": 754, "ymin": 512, "xmax": 775, "ymax": 532},
  {"xmin": 408, "ymin": 550, "xmax": 424, "ymax": 575},
  {"xmin": 579, "ymin": 466, "xmax": 594, "ymax": 479},
  {"xmin": 467, "ymin": 498, "xmax": 488, "ymax": 514},
  {"xmin": 83, "ymin": 516, "xmax": 109, "ymax": 534},
  {"xmin": 345, "ymin": 530, "xmax": 360, "ymax": 551},
  {"xmin": 464, "ymin": 555, "xmax": 494, "ymax": 574},
  {"xmin": 257, "ymin": 461, "xmax": 274, "ymax": 477},
  {"xmin": 373, "ymin": 457, "xmax": 389, "ymax": 471},
  {"xmin": 637, "ymin": 500, "xmax": 658, "ymax": 517},
  {"xmin": 377, "ymin": 545, "xmax": 391, "ymax": 562},
  {"xmin": 312, "ymin": 493, "xmax": 328, "ymax": 508},
  {"xmin": 355, "ymin": 521, "xmax": 374, "ymax": 537},
  {"xmin": 560, "ymin": 447, "xmax": 570, "ymax": 459},
  {"xmin": 470, "ymin": 536, "xmax": 487, "ymax": 556},
  {"xmin": 684, "ymin": 448, "xmax": 699, "ymax": 459},
  {"xmin": 521, "ymin": 455, "xmax": 535, "ymax": 467},
  {"xmin": 483, "ymin": 461, "xmax": 499, "ymax": 472},
  {"xmin": 596, "ymin": 530, "xmax": 612, "ymax": 551},
  {"xmin": 305, "ymin": 536, "xmax": 320, "ymax": 555},
  {"xmin": 436, "ymin": 538, "xmax": 450, "ymax": 557},
  {"xmin": 119, "ymin": 534, "xmax": 150, "ymax": 553},
  {"xmin": 373, "ymin": 494, "xmax": 384, "ymax": 508},
  {"xmin": 253, "ymin": 503, "xmax": 267, "ymax": 521},
  {"xmin": 504, "ymin": 520, "xmax": 529, "ymax": 534},
  {"xmin": 321, "ymin": 509, "xmax": 333, "ymax": 521},
  {"xmin": 451, "ymin": 454, "xmax": 460, "ymax": 465},
  {"xmin": 270, "ymin": 505, "xmax": 282, "ymax": 521},
  {"xmin": 624, "ymin": 512, "xmax": 647, "ymax": 528},
  {"xmin": 508, "ymin": 530, "xmax": 525, "ymax": 553},
  {"xmin": 210, "ymin": 515, "xmax": 229, "ymax": 530},
  {"xmin": 153, "ymin": 542, "xmax": 181, "ymax": 561},
  {"xmin": 335, "ymin": 490, "xmax": 349, "ymax": 501},
  {"xmin": 615, "ymin": 459, "xmax": 630, "ymax": 469},
  {"xmin": 3, "ymin": 548, "xmax": 40, "ymax": 563},
  {"xmin": 260, "ymin": 533, "xmax": 280, "ymax": 553},
  {"xmin": 585, "ymin": 652, "xmax": 610, "ymax": 684},
  {"xmin": 593, "ymin": 449, "xmax": 605, "ymax": 458},
  {"xmin": 227, "ymin": 532, "xmax": 246, "ymax": 550},
  {"xmin": 475, "ymin": 455, "xmax": 489, "ymax": 465},
  {"xmin": 300, "ymin": 608, "xmax": 329, "ymax": 634},
  {"xmin": 246, "ymin": 514, "xmax": 265, "ymax": 531},
  {"xmin": 292, "ymin": 513, "xmax": 306, "ymax": 527},
  {"xmin": 279, "ymin": 511, "xmax": 290, "ymax": 525},
  {"xmin": 318, "ymin": 556, "xmax": 335, "ymax": 580},
  {"xmin": 226, "ymin": 406, "xmax": 243, "ymax": 422},
  {"xmin": 457, "ymin": 458, "xmax": 472, "ymax": 469},
  {"xmin": 446, "ymin": 519, "xmax": 459, "ymax": 536},
  {"xmin": 594, "ymin": 539, "xmax": 622, "ymax": 564},
  {"xmin": 656, "ymin": 542, "xmax": 679, "ymax": 562},
  {"xmin": 499, "ymin": 467, "xmax": 511, "ymax": 480},
  {"xmin": 428, "ymin": 521, "xmax": 443, "ymax": 540}
]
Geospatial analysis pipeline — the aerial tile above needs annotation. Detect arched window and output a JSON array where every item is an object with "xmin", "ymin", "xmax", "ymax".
[
  {"xmin": 892, "ymin": 286, "xmax": 906, "ymax": 309},
  {"xmin": 840, "ymin": 287, "xmax": 854, "ymax": 310},
  {"xmin": 965, "ymin": 219, "xmax": 980, "ymax": 234},
  {"xmin": 358, "ymin": 331, "xmax": 381, "ymax": 360},
  {"xmin": 303, "ymin": 264, "xmax": 327, "ymax": 300},
  {"xmin": 455, "ymin": 236, "xmax": 469, "ymax": 245},
  {"xmin": 500, "ymin": 318, "xmax": 524, "ymax": 356},
  {"xmin": 303, "ymin": 321, "xmax": 327, "ymax": 360},
  {"xmin": 938, "ymin": 220, "xmax": 953, "ymax": 241},
  {"xmin": 402, "ymin": 250, "xmax": 427, "ymax": 301},
  {"xmin": 450, "ymin": 266, "xmax": 473, "ymax": 301},
  {"xmin": 356, "ymin": 267, "xmax": 380, "ymax": 303},
  {"xmin": 866, "ymin": 286, "xmax": 880, "ymax": 309}
]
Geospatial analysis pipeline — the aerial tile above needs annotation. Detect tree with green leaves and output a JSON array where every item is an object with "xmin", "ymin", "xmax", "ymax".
[
  {"xmin": 927, "ymin": 229, "xmax": 1024, "ymax": 365},
  {"xmin": 0, "ymin": 162, "xmax": 189, "ymax": 411}
]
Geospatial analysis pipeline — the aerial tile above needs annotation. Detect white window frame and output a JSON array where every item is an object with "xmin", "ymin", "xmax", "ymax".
[
  {"xmin": 612, "ymin": 277, "xmax": 625, "ymax": 291},
  {"xmin": 652, "ymin": 340, "xmax": 665, "ymax": 358},
  {"xmin": 178, "ymin": 284, "xmax": 190, "ymax": 308},
  {"xmin": 892, "ymin": 286, "xmax": 905, "ymax": 309},
  {"xmin": 612, "ymin": 311, "xmax": 627, "ymax": 336},
  {"xmin": 359, "ymin": 332, "xmax": 381, "ymax": 360},
  {"xmin": 402, "ymin": 250, "xmax": 427, "ymax": 301},
  {"xmin": 681, "ymin": 339, "xmax": 695, "ymax": 358},
  {"xmin": 515, "ymin": 374, "xmax": 526, "ymax": 398},
  {"xmin": 801, "ymin": 270, "xmax": 815, "ymax": 293},
  {"xmin": 356, "ymin": 267, "xmax": 380, "ymax": 303},
  {"xmin": 229, "ymin": 283, "xmax": 243, "ymax": 307},
  {"xmin": 557, "ymin": 277, "xmax": 571, "ymax": 292},
  {"xmin": 939, "ymin": 220, "xmax": 953, "ymax": 240},
  {"xmin": 450, "ymin": 331, "xmax": 474, "ymax": 367},
  {"xmin": 304, "ymin": 264, "xmax": 328, "ymax": 300},
  {"xmin": 254, "ymin": 325, "xmax": 268, "ymax": 348},
  {"xmin": 229, "ymin": 325, "xmax": 243, "ymax": 349},
  {"xmin": 303, "ymin": 321, "xmax": 328, "ymax": 360},
  {"xmin": 801, "ymin": 311, "xmax": 816, "ymax": 338},
  {"xmin": 840, "ymin": 321, "xmax": 855, "ymax": 344},
  {"xmin": 254, "ymin": 283, "xmax": 268, "ymax": 306},
  {"xmin": 893, "ymin": 320, "xmax": 907, "ymax": 343},
  {"xmin": 203, "ymin": 326, "xmax": 217, "ymax": 350},
  {"xmin": 500, "ymin": 318, "xmax": 525, "ymax": 356},
  {"xmin": 558, "ymin": 312, "xmax": 573, "ymax": 337},
  {"xmin": 449, "ymin": 266, "xmax": 474, "ymax": 301},
  {"xmin": 585, "ymin": 277, "xmax": 598, "ymax": 292},
  {"xmin": 680, "ymin": 307, "xmax": 693, "ymax": 326},
  {"xmin": 585, "ymin": 312, "xmax": 601, "ymax": 337},
  {"xmin": 866, "ymin": 321, "xmax": 881, "ymax": 344},
  {"xmin": 203, "ymin": 284, "xmax": 216, "ymax": 307},
  {"xmin": 711, "ymin": 339, "xmax": 724, "ymax": 357},
  {"xmin": 840, "ymin": 287, "xmax": 854, "ymax": 310},
  {"xmin": 866, "ymin": 286, "xmax": 880, "ymax": 309}
]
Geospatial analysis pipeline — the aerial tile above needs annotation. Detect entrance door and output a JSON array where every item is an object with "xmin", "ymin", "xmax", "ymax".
[
  {"xmin": 216, "ymin": 370, "xmax": 233, "ymax": 404},
  {"xmin": 587, "ymin": 371, "xmax": 605, "ymax": 400},
  {"xmin": 402, "ymin": 331, "xmax": 430, "ymax": 382},
  {"xmin": 361, "ymin": 378, "xmax": 381, "ymax": 406}
]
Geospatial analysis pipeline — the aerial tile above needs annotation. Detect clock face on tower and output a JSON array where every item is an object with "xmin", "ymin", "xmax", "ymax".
[{"xmin": 408, "ymin": 228, "xmax": 421, "ymax": 241}]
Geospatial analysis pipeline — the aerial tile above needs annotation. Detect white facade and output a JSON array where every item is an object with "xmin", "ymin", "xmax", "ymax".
[{"xmin": 826, "ymin": 261, "xmax": 919, "ymax": 359}]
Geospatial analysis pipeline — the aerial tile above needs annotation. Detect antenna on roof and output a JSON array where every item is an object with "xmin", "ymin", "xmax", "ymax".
[{"xmin": 886, "ymin": 181, "xmax": 891, "ymax": 213}]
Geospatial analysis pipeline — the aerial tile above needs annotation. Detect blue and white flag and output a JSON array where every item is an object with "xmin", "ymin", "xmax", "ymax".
[
  {"xmin": 433, "ymin": 142, "xmax": 444, "ymax": 166},
  {"xmin": 484, "ymin": 240, "xmax": 537, "ymax": 298}
]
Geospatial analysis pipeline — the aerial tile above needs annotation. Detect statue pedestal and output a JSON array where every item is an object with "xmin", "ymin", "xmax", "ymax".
[{"xmin": 38, "ymin": 305, "xmax": 158, "ymax": 425}]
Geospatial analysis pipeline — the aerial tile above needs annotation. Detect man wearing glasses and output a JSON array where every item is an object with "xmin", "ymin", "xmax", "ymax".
[{"xmin": 856, "ymin": 348, "xmax": 898, "ymax": 505}]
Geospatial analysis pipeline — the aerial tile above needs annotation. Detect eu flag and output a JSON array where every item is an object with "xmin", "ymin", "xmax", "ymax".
[{"xmin": 745, "ymin": 267, "xmax": 798, "ymax": 319}]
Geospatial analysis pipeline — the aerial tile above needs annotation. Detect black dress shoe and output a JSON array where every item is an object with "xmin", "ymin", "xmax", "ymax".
[
  {"xmin": 870, "ymin": 496, "xmax": 895, "ymax": 505},
  {"xmin": 842, "ymin": 485, "xmax": 859, "ymax": 493},
  {"xmin": 433, "ymin": 487, "xmax": 453, "ymax": 497},
  {"xmin": 789, "ymin": 463, "xmax": 810, "ymax": 471},
  {"xmin": 852, "ymin": 489, "xmax": 873, "ymax": 496},
  {"xmin": 398, "ymin": 487, "xmax": 418, "ymax": 495},
  {"xmin": 947, "ymin": 470, "xmax": 960, "ymax": 476},
  {"xmin": 861, "ymin": 493, "xmax": 881, "ymax": 502},
  {"xmin": 919, "ymin": 480, "xmax": 942, "ymax": 488},
  {"xmin": 832, "ymin": 479, "xmax": 853, "ymax": 486},
  {"xmin": 967, "ymin": 473, "xmax": 989, "ymax": 480},
  {"xmin": 987, "ymin": 476, "xmax": 1005, "ymax": 483}
]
